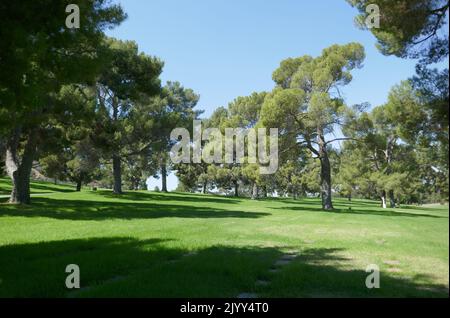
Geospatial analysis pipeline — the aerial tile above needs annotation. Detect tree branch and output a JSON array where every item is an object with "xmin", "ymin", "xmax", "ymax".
[{"xmin": 325, "ymin": 137, "xmax": 360, "ymax": 145}]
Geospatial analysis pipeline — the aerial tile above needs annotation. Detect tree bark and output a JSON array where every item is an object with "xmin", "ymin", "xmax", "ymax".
[
  {"xmin": 76, "ymin": 177, "xmax": 82, "ymax": 192},
  {"xmin": 112, "ymin": 154, "xmax": 122, "ymax": 194},
  {"xmin": 6, "ymin": 128, "xmax": 37, "ymax": 204},
  {"xmin": 111, "ymin": 99, "xmax": 123, "ymax": 195},
  {"xmin": 251, "ymin": 182, "xmax": 259, "ymax": 200},
  {"xmin": 319, "ymin": 155, "xmax": 333, "ymax": 210},
  {"xmin": 202, "ymin": 181, "xmax": 207, "ymax": 194},
  {"xmin": 385, "ymin": 136, "xmax": 396, "ymax": 209},
  {"xmin": 381, "ymin": 190, "xmax": 387, "ymax": 209},
  {"xmin": 262, "ymin": 185, "xmax": 267, "ymax": 198},
  {"xmin": 161, "ymin": 162, "xmax": 167, "ymax": 192},
  {"xmin": 233, "ymin": 180, "xmax": 239, "ymax": 197},
  {"xmin": 317, "ymin": 130, "xmax": 333, "ymax": 210},
  {"xmin": 388, "ymin": 189, "xmax": 396, "ymax": 208}
]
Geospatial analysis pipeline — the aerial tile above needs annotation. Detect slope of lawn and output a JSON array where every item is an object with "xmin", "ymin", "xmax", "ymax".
[
  {"xmin": 0, "ymin": 178, "xmax": 75, "ymax": 196},
  {"xmin": 0, "ymin": 177, "xmax": 448, "ymax": 298}
]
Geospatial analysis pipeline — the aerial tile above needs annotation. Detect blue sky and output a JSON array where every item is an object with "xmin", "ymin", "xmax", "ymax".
[{"xmin": 105, "ymin": 0, "xmax": 448, "ymax": 191}]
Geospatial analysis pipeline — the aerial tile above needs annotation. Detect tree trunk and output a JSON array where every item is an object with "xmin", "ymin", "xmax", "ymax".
[
  {"xmin": 135, "ymin": 176, "xmax": 141, "ymax": 190},
  {"xmin": 6, "ymin": 129, "xmax": 37, "ymax": 204},
  {"xmin": 262, "ymin": 186, "xmax": 267, "ymax": 198},
  {"xmin": 251, "ymin": 182, "xmax": 259, "ymax": 200},
  {"xmin": 161, "ymin": 162, "xmax": 167, "ymax": 192},
  {"xmin": 317, "ymin": 131, "xmax": 333, "ymax": 210},
  {"xmin": 385, "ymin": 136, "xmax": 396, "ymax": 208},
  {"xmin": 381, "ymin": 190, "xmax": 387, "ymax": 209},
  {"xmin": 319, "ymin": 154, "xmax": 333, "ymax": 210},
  {"xmin": 76, "ymin": 177, "xmax": 82, "ymax": 192},
  {"xmin": 112, "ymin": 154, "xmax": 122, "ymax": 194},
  {"xmin": 388, "ymin": 189, "xmax": 396, "ymax": 208},
  {"xmin": 233, "ymin": 180, "xmax": 239, "ymax": 197},
  {"xmin": 202, "ymin": 181, "xmax": 207, "ymax": 194}
]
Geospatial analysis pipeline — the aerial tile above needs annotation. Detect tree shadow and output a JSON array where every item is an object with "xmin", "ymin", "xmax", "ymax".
[
  {"xmin": 0, "ymin": 237, "xmax": 446, "ymax": 297},
  {"xmin": 0, "ymin": 179, "xmax": 78, "ymax": 196},
  {"xmin": 91, "ymin": 190, "xmax": 241, "ymax": 204},
  {"xmin": 27, "ymin": 183, "xmax": 76, "ymax": 193},
  {"xmin": 0, "ymin": 197, "xmax": 270, "ymax": 221},
  {"xmin": 261, "ymin": 197, "xmax": 322, "ymax": 205},
  {"xmin": 400, "ymin": 205, "xmax": 449, "ymax": 213},
  {"xmin": 271, "ymin": 205, "xmax": 447, "ymax": 219},
  {"xmin": 258, "ymin": 247, "xmax": 448, "ymax": 298}
]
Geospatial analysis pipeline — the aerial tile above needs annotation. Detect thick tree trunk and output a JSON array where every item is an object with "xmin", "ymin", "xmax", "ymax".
[
  {"xmin": 112, "ymin": 154, "xmax": 122, "ymax": 194},
  {"xmin": 317, "ymin": 131, "xmax": 333, "ymax": 210},
  {"xmin": 319, "ymin": 154, "xmax": 333, "ymax": 210},
  {"xmin": 381, "ymin": 190, "xmax": 387, "ymax": 209},
  {"xmin": 233, "ymin": 180, "xmax": 239, "ymax": 197},
  {"xmin": 251, "ymin": 182, "xmax": 259, "ymax": 200},
  {"xmin": 161, "ymin": 162, "xmax": 167, "ymax": 192},
  {"xmin": 6, "ymin": 129, "xmax": 37, "ymax": 204},
  {"xmin": 388, "ymin": 189, "xmax": 396, "ymax": 208}
]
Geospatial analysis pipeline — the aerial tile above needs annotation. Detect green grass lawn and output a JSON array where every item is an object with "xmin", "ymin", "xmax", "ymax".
[
  {"xmin": 0, "ymin": 177, "xmax": 448, "ymax": 297},
  {"xmin": 0, "ymin": 178, "xmax": 75, "ymax": 196}
]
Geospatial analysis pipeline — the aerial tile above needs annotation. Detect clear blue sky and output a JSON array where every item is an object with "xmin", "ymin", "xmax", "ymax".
[{"xmin": 105, "ymin": 0, "xmax": 447, "ymax": 191}]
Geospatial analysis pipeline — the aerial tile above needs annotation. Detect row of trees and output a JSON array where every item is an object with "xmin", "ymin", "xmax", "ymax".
[
  {"xmin": 0, "ymin": 1, "xmax": 201, "ymax": 203},
  {"xmin": 1, "ymin": 1, "xmax": 448, "ymax": 210},
  {"xmin": 174, "ymin": 0, "xmax": 450, "ymax": 209},
  {"xmin": 174, "ymin": 46, "xmax": 448, "ymax": 209}
]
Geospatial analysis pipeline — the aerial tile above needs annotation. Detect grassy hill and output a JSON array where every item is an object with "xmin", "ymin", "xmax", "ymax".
[
  {"xmin": 0, "ymin": 177, "xmax": 448, "ymax": 297},
  {"xmin": 0, "ymin": 178, "xmax": 76, "ymax": 196}
]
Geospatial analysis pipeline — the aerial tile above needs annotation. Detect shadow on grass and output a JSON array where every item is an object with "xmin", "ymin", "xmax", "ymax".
[
  {"xmin": 0, "ymin": 197, "xmax": 269, "ymax": 220},
  {"xmin": 260, "ymin": 247, "xmax": 449, "ymax": 298},
  {"xmin": 28, "ymin": 183, "xmax": 76, "ymax": 193},
  {"xmin": 0, "ymin": 237, "xmax": 446, "ymax": 297},
  {"xmin": 260, "ymin": 197, "xmax": 322, "ymax": 205},
  {"xmin": 271, "ymin": 205, "xmax": 447, "ymax": 219},
  {"xmin": 91, "ymin": 190, "xmax": 241, "ymax": 205},
  {"xmin": 400, "ymin": 205, "xmax": 449, "ymax": 213},
  {"xmin": 0, "ymin": 178, "xmax": 76, "ymax": 194}
]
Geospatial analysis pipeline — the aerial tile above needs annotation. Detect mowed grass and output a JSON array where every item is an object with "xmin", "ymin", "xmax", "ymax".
[
  {"xmin": 0, "ymin": 178, "xmax": 75, "ymax": 196},
  {"xmin": 0, "ymin": 177, "xmax": 448, "ymax": 297}
]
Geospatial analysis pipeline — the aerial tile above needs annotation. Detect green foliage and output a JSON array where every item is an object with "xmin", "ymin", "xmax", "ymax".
[
  {"xmin": 0, "ymin": 0, "xmax": 126, "ymax": 131},
  {"xmin": 175, "ymin": 162, "xmax": 207, "ymax": 193},
  {"xmin": 40, "ymin": 154, "xmax": 67, "ymax": 183},
  {"xmin": 93, "ymin": 37, "xmax": 163, "ymax": 156},
  {"xmin": 261, "ymin": 43, "xmax": 365, "ymax": 139},
  {"xmin": 261, "ymin": 43, "xmax": 365, "ymax": 208},
  {"xmin": 339, "ymin": 79, "xmax": 448, "ymax": 204},
  {"xmin": 0, "ymin": 1, "xmax": 127, "ymax": 203},
  {"xmin": 411, "ymin": 66, "xmax": 449, "ymax": 142},
  {"xmin": 348, "ymin": 0, "xmax": 449, "ymax": 64},
  {"xmin": 228, "ymin": 92, "xmax": 268, "ymax": 128}
]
